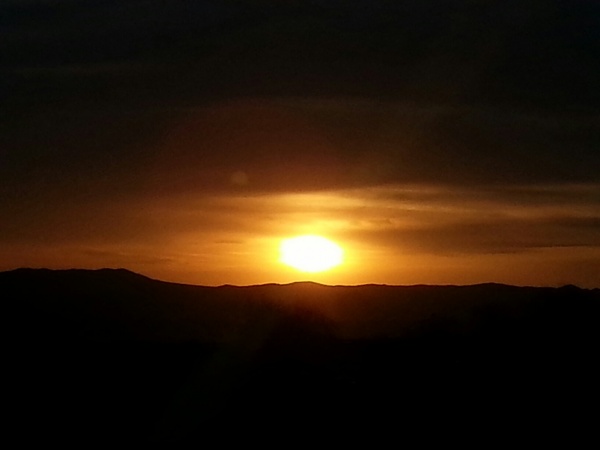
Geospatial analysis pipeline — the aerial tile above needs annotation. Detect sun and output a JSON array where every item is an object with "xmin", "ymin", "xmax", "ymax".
[{"xmin": 279, "ymin": 235, "xmax": 344, "ymax": 273}]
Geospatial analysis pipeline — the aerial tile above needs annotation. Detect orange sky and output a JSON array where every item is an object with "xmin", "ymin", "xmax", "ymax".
[
  {"xmin": 2, "ymin": 100, "xmax": 599, "ymax": 287},
  {"xmin": 2, "ymin": 3, "xmax": 599, "ymax": 288},
  {"xmin": 2, "ymin": 176, "xmax": 599, "ymax": 287}
]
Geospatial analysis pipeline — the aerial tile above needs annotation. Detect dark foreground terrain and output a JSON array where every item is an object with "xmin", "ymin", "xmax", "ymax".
[{"xmin": 3, "ymin": 268, "xmax": 599, "ymax": 445}]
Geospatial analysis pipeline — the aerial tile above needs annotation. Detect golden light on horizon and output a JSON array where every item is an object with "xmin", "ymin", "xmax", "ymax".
[{"xmin": 279, "ymin": 235, "xmax": 344, "ymax": 273}]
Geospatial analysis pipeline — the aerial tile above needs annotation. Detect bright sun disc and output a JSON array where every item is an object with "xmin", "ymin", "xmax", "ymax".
[{"xmin": 280, "ymin": 235, "xmax": 344, "ymax": 273}]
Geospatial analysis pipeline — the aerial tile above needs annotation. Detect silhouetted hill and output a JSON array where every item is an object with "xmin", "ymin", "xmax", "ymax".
[
  {"xmin": 4, "ymin": 268, "xmax": 598, "ymax": 341},
  {"xmin": 3, "ymin": 268, "xmax": 599, "ymax": 445}
]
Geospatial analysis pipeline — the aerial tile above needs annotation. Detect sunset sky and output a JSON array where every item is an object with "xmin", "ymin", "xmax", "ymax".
[{"xmin": 1, "ymin": 1, "xmax": 599, "ymax": 287}]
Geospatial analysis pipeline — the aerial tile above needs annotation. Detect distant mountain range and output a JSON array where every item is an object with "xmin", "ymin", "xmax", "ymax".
[
  {"xmin": 4, "ymin": 268, "xmax": 599, "ymax": 445},
  {"xmin": 3, "ymin": 267, "xmax": 598, "ymax": 342}
]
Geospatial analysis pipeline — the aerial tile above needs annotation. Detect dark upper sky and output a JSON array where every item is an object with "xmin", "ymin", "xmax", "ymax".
[
  {"xmin": 1, "ymin": 1, "xmax": 599, "ymax": 286},
  {"xmin": 3, "ymin": 1, "xmax": 598, "ymax": 110}
]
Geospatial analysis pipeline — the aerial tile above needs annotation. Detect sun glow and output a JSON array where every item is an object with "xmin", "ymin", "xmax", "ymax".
[{"xmin": 279, "ymin": 235, "xmax": 344, "ymax": 273}]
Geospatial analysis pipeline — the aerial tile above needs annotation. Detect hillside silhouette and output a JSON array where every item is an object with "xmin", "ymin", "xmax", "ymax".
[{"xmin": 3, "ymin": 268, "xmax": 599, "ymax": 445}]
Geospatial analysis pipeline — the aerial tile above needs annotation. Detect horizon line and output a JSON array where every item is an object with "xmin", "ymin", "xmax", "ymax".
[{"xmin": 1, "ymin": 267, "xmax": 596, "ymax": 291}]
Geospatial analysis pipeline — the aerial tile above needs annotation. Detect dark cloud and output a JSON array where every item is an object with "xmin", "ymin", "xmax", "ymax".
[
  {"xmin": 2, "ymin": 1, "xmax": 598, "ymax": 111},
  {"xmin": 4, "ymin": 98, "xmax": 596, "ymax": 212},
  {"xmin": 3, "ymin": 1, "xmax": 597, "ymax": 185},
  {"xmin": 335, "ymin": 183, "xmax": 600, "ymax": 256},
  {"xmin": 363, "ymin": 216, "xmax": 600, "ymax": 256}
]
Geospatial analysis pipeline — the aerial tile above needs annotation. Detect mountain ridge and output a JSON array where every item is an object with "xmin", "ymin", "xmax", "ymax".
[
  {"xmin": 4, "ymin": 267, "xmax": 599, "ymax": 445},
  {"xmin": 3, "ymin": 267, "xmax": 598, "ymax": 343},
  {"xmin": 3, "ymin": 267, "xmax": 595, "ymax": 290}
]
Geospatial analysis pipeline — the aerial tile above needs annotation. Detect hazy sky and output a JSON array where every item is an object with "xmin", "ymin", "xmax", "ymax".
[{"xmin": 1, "ymin": 1, "xmax": 599, "ymax": 287}]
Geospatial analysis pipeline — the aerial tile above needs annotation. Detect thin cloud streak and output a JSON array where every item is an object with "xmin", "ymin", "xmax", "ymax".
[{"xmin": 2, "ymin": 183, "xmax": 598, "ymax": 286}]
